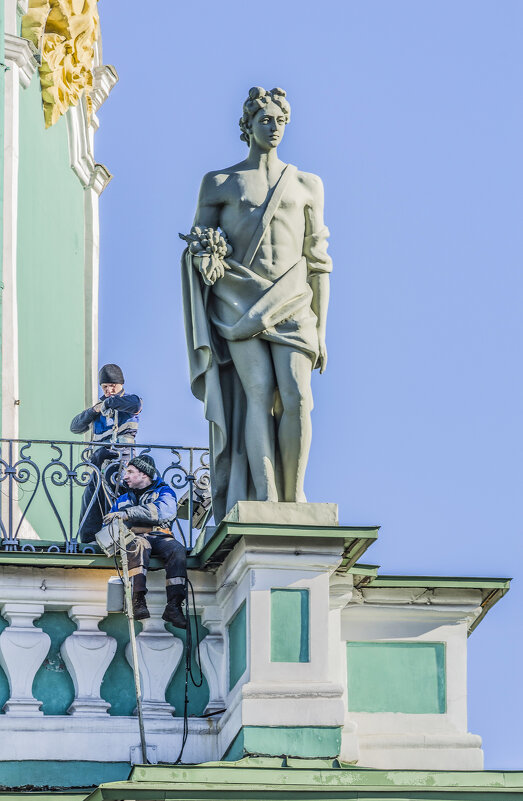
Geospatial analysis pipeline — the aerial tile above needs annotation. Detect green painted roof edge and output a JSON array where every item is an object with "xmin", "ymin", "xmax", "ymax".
[
  {"xmin": 0, "ymin": 795, "xmax": 89, "ymax": 800},
  {"xmin": 368, "ymin": 576, "xmax": 511, "ymax": 590},
  {"xmin": 364, "ymin": 576, "xmax": 511, "ymax": 635},
  {"xmin": 0, "ymin": 543, "xmax": 198, "ymax": 570},
  {"xmin": 193, "ymin": 521, "xmax": 379, "ymax": 570},
  {"xmin": 85, "ymin": 761, "xmax": 523, "ymax": 800}
]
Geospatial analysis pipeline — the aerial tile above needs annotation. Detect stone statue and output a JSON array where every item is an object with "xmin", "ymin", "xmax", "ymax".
[{"xmin": 181, "ymin": 87, "xmax": 331, "ymax": 523}]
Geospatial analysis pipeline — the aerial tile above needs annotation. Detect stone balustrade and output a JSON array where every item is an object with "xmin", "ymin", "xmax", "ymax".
[{"xmin": 0, "ymin": 503, "xmax": 510, "ymax": 771}]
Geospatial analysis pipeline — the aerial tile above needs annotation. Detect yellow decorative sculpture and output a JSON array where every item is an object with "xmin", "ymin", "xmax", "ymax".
[{"xmin": 22, "ymin": 0, "xmax": 99, "ymax": 128}]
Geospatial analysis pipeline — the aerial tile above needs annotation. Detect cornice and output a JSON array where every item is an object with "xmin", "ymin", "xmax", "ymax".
[
  {"xmin": 4, "ymin": 33, "xmax": 38, "ymax": 89},
  {"xmin": 92, "ymin": 64, "xmax": 119, "ymax": 112},
  {"xmin": 89, "ymin": 163, "xmax": 113, "ymax": 196},
  {"xmin": 66, "ymin": 100, "xmax": 112, "ymax": 193}
]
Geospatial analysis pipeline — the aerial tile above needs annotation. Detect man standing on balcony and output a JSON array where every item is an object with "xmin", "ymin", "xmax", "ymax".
[
  {"xmin": 103, "ymin": 455, "xmax": 187, "ymax": 629},
  {"xmin": 70, "ymin": 364, "xmax": 142, "ymax": 543}
]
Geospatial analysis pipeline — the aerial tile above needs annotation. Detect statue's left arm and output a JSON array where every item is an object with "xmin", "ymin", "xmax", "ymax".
[{"xmin": 304, "ymin": 174, "xmax": 332, "ymax": 374}]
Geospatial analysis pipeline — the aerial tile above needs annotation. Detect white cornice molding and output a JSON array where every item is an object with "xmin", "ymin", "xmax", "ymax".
[
  {"xmin": 91, "ymin": 64, "xmax": 119, "ymax": 112},
  {"xmin": 66, "ymin": 100, "xmax": 94, "ymax": 186},
  {"xmin": 66, "ymin": 87, "xmax": 113, "ymax": 192},
  {"xmin": 89, "ymin": 163, "xmax": 112, "ymax": 195},
  {"xmin": 4, "ymin": 34, "xmax": 38, "ymax": 89}
]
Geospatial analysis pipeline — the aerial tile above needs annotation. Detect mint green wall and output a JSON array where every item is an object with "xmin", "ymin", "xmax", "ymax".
[
  {"xmin": 270, "ymin": 589, "xmax": 309, "ymax": 663},
  {"xmin": 16, "ymin": 75, "xmax": 87, "ymax": 540},
  {"xmin": 0, "ymin": 760, "xmax": 130, "ymax": 789},
  {"xmin": 17, "ymin": 75, "xmax": 86, "ymax": 441},
  {"xmin": 228, "ymin": 601, "xmax": 247, "ymax": 690},
  {"xmin": 33, "ymin": 611, "xmax": 76, "ymax": 714},
  {"xmin": 346, "ymin": 642, "xmax": 446, "ymax": 714},
  {"xmin": 100, "ymin": 614, "xmax": 143, "ymax": 715},
  {"xmin": 0, "ymin": 2, "xmax": 5, "ymax": 426}
]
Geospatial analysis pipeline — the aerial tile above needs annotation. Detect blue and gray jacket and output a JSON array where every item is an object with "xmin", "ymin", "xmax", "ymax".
[
  {"xmin": 70, "ymin": 390, "xmax": 142, "ymax": 444},
  {"xmin": 110, "ymin": 477, "xmax": 178, "ymax": 533}
]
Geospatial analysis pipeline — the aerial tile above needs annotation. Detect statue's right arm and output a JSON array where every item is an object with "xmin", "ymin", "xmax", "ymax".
[{"xmin": 192, "ymin": 172, "xmax": 222, "ymax": 229}]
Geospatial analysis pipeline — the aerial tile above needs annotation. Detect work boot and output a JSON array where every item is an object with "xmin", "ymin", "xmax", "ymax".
[
  {"xmin": 162, "ymin": 599, "xmax": 187, "ymax": 629},
  {"xmin": 132, "ymin": 592, "xmax": 150, "ymax": 620}
]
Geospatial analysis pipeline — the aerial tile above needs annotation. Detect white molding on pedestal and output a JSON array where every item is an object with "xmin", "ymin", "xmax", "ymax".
[
  {"xmin": 0, "ymin": 603, "xmax": 50, "ymax": 715},
  {"xmin": 125, "ymin": 616, "xmax": 183, "ymax": 717},
  {"xmin": 60, "ymin": 604, "xmax": 117, "ymax": 716},
  {"xmin": 4, "ymin": 33, "xmax": 38, "ymax": 88},
  {"xmin": 200, "ymin": 605, "xmax": 226, "ymax": 715}
]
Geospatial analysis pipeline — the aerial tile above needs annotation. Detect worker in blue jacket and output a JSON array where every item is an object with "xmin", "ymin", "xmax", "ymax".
[
  {"xmin": 70, "ymin": 363, "xmax": 142, "ymax": 542},
  {"xmin": 103, "ymin": 454, "xmax": 187, "ymax": 629}
]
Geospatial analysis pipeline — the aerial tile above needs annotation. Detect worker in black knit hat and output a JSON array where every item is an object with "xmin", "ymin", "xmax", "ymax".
[
  {"xmin": 70, "ymin": 363, "xmax": 143, "ymax": 543},
  {"xmin": 103, "ymin": 454, "xmax": 187, "ymax": 629}
]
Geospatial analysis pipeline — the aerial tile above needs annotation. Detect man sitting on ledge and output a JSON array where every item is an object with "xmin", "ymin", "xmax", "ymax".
[{"xmin": 103, "ymin": 455, "xmax": 187, "ymax": 629}]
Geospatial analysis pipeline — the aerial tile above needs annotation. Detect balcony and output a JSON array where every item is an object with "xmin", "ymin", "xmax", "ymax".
[{"xmin": 0, "ymin": 438, "xmax": 210, "ymax": 552}]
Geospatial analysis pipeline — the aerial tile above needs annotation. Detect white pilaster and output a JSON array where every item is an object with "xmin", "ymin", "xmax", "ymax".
[
  {"xmin": 0, "ymin": 602, "xmax": 50, "ymax": 715},
  {"xmin": 60, "ymin": 604, "xmax": 117, "ymax": 716}
]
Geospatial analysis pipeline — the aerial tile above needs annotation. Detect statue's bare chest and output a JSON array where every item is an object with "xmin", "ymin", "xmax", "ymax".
[{"xmin": 221, "ymin": 173, "xmax": 305, "ymax": 215}]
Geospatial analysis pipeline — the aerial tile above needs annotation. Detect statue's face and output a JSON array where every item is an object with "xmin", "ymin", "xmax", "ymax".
[{"xmin": 250, "ymin": 101, "xmax": 287, "ymax": 150}]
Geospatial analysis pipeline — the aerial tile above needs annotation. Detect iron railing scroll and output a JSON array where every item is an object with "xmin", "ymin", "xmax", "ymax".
[{"xmin": 0, "ymin": 438, "xmax": 211, "ymax": 554}]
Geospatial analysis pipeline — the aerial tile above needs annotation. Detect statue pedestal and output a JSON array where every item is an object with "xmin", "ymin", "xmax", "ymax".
[
  {"xmin": 191, "ymin": 501, "xmax": 489, "ymax": 769},
  {"xmin": 193, "ymin": 501, "xmax": 378, "ymax": 761}
]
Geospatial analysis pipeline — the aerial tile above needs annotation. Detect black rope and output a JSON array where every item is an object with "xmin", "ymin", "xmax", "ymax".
[{"xmin": 174, "ymin": 576, "xmax": 203, "ymax": 764}]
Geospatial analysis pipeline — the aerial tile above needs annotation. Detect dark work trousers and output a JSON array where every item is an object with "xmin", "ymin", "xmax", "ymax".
[
  {"xmin": 78, "ymin": 447, "xmax": 121, "ymax": 543},
  {"xmin": 128, "ymin": 533, "xmax": 187, "ymax": 602}
]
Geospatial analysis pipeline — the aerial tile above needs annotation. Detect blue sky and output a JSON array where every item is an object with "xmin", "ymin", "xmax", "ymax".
[{"xmin": 96, "ymin": 1, "xmax": 522, "ymax": 768}]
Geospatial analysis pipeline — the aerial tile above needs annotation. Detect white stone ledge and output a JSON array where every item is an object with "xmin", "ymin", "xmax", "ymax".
[
  {"xmin": 0, "ymin": 716, "xmax": 219, "ymax": 764},
  {"xmin": 4, "ymin": 33, "xmax": 38, "ymax": 89},
  {"xmin": 242, "ymin": 682, "xmax": 344, "ymax": 699}
]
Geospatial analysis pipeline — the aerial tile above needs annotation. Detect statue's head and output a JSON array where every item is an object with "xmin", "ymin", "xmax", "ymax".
[{"xmin": 239, "ymin": 87, "xmax": 291, "ymax": 148}]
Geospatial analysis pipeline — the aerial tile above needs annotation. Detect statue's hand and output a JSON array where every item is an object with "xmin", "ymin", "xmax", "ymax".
[
  {"xmin": 181, "ymin": 227, "xmax": 231, "ymax": 286},
  {"xmin": 194, "ymin": 253, "xmax": 229, "ymax": 286},
  {"xmin": 318, "ymin": 334, "xmax": 328, "ymax": 374}
]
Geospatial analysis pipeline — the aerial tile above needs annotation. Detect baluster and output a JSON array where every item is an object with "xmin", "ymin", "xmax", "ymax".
[
  {"xmin": 61, "ymin": 605, "xmax": 117, "ymax": 715},
  {"xmin": 200, "ymin": 605, "xmax": 227, "ymax": 714},
  {"xmin": 0, "ymin": 603, "xmax": 50, "ymax": 715}
]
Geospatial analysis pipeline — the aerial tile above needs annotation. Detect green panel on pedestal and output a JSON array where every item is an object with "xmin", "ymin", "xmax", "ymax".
[
  {"xmin": 228, "ymin": 601, "xmax": 246, "ymax": 690},
  {"xmin": 347, "ymin": 641, "xmax": 446, "ymax": 713},
  {"xmin": 33, "ymin": 612, "xmax": 76, "ymax": 714},
  {"xmin": 224, "ymin": 726, "xmax": 341, "ymax": 760},
  {"xmin": 270, "ymin": 588, "xmax": 309, "ymax": 663}
]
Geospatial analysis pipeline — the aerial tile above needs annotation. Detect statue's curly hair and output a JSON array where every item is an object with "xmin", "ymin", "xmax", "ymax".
[{"xmin": 239, "ymin": 86, "xmax": 291, "ymax": 145}]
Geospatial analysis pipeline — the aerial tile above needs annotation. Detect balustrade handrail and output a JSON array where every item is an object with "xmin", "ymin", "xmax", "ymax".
[{"xmin": 0, "ymin": 437, "xmax": 211, "ymax": 555}]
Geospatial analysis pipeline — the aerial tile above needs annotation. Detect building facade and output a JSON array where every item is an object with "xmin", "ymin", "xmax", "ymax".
[{"xmin": 0, "ymin": 3, "xmax": 521, "ymax": 799}]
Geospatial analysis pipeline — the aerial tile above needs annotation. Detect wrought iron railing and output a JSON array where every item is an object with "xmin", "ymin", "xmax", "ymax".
[{"xmin": 0, "ymin": 438, "xmax": 210, "ymax": 554}]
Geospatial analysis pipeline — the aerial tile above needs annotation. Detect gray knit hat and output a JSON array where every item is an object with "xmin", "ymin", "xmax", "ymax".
[
  {"xmin": 99, "ymin": 364, "xmax": 124, "ymax": 385},
  {"xmin": 128, "ymin": 454, "xmax": 156, "ymax": 480}
]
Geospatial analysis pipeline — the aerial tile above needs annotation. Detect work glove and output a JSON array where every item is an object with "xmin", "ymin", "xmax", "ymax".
[{"xmin": 103, "ymin": 511, "xmax": 126, "ymax": 525}]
